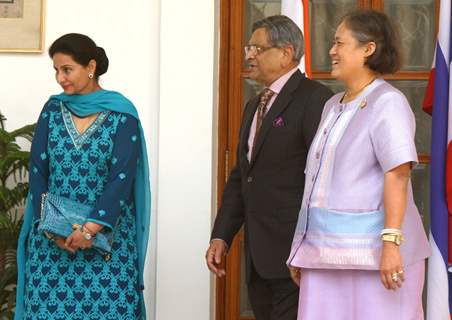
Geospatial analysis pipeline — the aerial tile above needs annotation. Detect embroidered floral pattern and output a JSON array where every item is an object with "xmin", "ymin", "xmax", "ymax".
[
  {"xmin": 24, "ymin": 100, "xmax": 141, "ymax": 319},
  {"xmin": 61, "ymin": 102, "xmax": 111, "ymax": 150}
]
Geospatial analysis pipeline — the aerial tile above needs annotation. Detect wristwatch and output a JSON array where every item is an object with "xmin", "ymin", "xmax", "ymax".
[
  {"xmin": 72, "ymin": 223, "xmax": 94, "ymax": 241},
  {"xmin": 81, "ymin": 228, "xmax": 93, "ymax": 241},
  {"xmin": 381, "ymin": 233, "xmax": 404, "ymax": 246}
]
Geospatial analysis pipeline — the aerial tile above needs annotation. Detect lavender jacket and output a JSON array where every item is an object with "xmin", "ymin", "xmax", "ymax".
[{"xmin": 287, "ymin": 79, "xmax": 431, "ymax": 270}]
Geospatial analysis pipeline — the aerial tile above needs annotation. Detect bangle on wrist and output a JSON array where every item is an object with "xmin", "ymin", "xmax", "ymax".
[
  {"xmin": 380, "ymin": 228, "xmax": 402, "ymax": 236},
  {"xmin": 44, "ymin": 231, "xmax": 55, "ymax": 241}
]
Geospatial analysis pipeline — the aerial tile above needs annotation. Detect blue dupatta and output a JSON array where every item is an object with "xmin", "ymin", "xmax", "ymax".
[{"xmin": 15, "ymin": 89, "xmax": 151, "ymax": 319}]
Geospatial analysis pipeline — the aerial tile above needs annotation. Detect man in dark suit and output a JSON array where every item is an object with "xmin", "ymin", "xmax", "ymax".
[{"xmin": 205, "ymin": 15, "xmax": 333, "ymax": 320}]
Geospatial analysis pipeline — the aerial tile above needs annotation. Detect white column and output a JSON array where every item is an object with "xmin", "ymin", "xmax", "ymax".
[{"xmin": 156, "ymin": 0, "xmax": 216, "ymax": 319}]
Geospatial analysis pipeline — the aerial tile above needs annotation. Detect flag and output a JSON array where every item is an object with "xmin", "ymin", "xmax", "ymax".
[
  {"xmin": 423, "ymin": 1, "xmax": 452, "ymax": 319},
  {"xmin": 281, "ymin": 0, "xmax": 311, "ymax": 77}
]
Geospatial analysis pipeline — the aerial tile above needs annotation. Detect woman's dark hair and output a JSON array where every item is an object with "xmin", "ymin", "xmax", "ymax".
[
  {"xmin": 49, "ymin": 33, "xmax": 109, "ymax": 78},
  {"xmin": 341, "ymin": 10, "xmax": 402, "ymax": 74}
]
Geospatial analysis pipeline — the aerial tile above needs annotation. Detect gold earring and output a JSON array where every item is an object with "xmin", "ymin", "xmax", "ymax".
[{"xmin": 88, "ymin": 73, "xmax": 94, "ymax": 79}]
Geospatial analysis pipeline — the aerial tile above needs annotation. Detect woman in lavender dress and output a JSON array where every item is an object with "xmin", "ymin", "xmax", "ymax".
[{"xmin": 287, "ymin": 10, "xmax": 430, "ymax": 320}]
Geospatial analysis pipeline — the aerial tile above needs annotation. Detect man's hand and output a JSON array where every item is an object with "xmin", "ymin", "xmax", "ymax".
[
  {"xmin": 205, "ymin": 239, "xmax": 227, "ymax": 277},
  {"xmin": 289, "ymin": 266, "xmax": 301, "ymax": 286}
]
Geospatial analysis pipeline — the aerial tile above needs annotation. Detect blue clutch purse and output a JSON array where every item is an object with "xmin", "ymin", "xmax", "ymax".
[{"xmin": 37, "ymin": 193, "xmax": 113, "ymax": 260}]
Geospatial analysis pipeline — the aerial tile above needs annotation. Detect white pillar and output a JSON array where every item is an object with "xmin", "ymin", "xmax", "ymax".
[{"xmin": 156, "ymin": 0, "xmax": 216, "ymax": 319}]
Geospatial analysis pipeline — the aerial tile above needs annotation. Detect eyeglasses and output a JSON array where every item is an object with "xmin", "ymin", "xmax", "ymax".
[{"xmin": 244, "ymin": 45, "xmax": 277, "ymax": 56}]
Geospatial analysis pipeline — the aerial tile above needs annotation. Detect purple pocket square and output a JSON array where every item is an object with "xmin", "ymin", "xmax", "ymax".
[{"xmin": 272, "ymin": 116, "xmax": 285, "ymax": 128}]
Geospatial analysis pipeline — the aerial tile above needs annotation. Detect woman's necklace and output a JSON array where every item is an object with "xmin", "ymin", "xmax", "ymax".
[{"xmin": 341, "ymin": 77, "xmax": 377, "ymax": 104}]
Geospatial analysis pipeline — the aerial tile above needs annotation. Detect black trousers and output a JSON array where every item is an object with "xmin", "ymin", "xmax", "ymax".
[{"xmin": 247, "ymin": 263, "xmax": 299, "ymax": 320}]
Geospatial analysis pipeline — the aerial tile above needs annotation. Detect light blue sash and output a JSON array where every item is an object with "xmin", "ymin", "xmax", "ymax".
[{"xmin": 296, "ymin": 207, "xmax": 384, "ymax": 270}]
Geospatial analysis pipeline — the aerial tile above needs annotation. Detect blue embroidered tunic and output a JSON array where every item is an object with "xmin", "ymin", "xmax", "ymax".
[{"xmin": 24, "ymin": 98, "xmax": 141, "ymax": 319}]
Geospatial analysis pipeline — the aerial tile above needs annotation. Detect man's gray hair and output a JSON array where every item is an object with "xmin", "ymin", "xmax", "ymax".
[{"xmin": 252, "ymin": 15, "xmax": 304, "ymax": 62}]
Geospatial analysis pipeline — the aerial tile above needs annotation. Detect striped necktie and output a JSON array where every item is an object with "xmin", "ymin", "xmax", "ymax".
[{"xmin": 251, "ymin": 88, "xmax": 274, "ymax": 159}]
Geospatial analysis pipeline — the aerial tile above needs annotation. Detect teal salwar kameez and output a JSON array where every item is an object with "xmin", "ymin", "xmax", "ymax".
[{"xmin": 16, "ymin": 90, "xmax": 151, "ymax": 320}]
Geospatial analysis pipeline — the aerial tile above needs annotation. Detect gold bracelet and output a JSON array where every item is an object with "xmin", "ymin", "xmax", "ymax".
[
  {"xmin": 44, "ymin": 231, "xmax": 55, "ymax": 241},
  {"xmin": 381, "ymin": 233, "xmax": 404, "ymax": 246}
]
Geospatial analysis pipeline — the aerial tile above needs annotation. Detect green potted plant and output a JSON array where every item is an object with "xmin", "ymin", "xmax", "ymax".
[{"xmin": 0, "ymin": 111, "xmax": 35, "ymax": 319}]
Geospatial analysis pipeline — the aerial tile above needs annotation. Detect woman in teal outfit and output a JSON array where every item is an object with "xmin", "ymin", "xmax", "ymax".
[{"xmin": 15, "ymin": 33, "xmax": 151, "ymax": 320}]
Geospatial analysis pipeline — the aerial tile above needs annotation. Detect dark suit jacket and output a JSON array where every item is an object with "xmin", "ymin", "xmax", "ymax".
[{"xmin": 211, "ymin": 70, "xmax": 333, "ymax": 280}]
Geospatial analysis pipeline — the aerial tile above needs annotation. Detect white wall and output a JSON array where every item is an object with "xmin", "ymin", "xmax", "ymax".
[
  {"xmin": 0, "ymin": 1, "xmax": 217, "ymax": 319},
  {"xmin": 157, "ymin": 0, "xmax": 216, "ymax": 319}
]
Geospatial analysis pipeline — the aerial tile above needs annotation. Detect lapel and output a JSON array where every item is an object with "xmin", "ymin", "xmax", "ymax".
[
  {"xmin": 238, "ymin": 95, "xmax": 260, "ymax": 167},
  {"xmin": 249, "ymin": 70, "xmax": 303, "ymax": 167}
]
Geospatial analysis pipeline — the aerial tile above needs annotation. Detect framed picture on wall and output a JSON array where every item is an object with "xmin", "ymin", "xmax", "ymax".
[{"xmin": 0, "ymin": 0, "xmax": 45, "ymax": 52}]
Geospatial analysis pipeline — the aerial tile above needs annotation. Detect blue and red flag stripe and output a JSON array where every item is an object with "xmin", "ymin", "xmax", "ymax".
[{"xmin": 423, "ymin": 0, "xmax": 452, "ymax": 318}]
